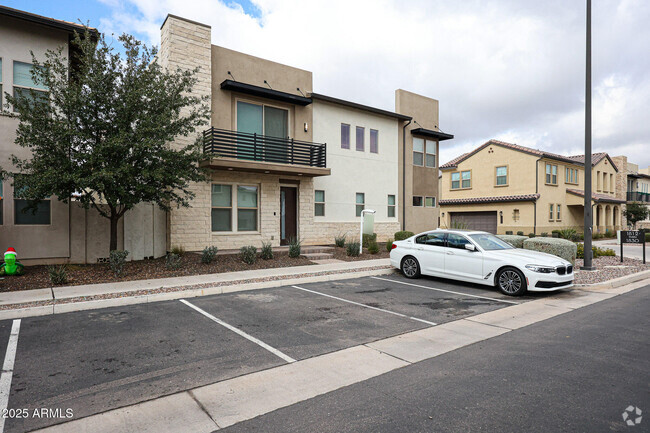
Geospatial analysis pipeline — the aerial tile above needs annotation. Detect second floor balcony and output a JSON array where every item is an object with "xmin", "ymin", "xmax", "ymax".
[
  {"xmin": 627, "ymin": 191, "xmax": 650, "ymax": 203},
  {"xmin": 200, "ymin": 127, "xmax": 331, "ymax": 177}
]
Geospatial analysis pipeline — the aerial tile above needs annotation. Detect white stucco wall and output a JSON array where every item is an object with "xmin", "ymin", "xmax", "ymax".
[{"xmin": 312, "ymin": 100, "xmax": 400, "ymax": 224}]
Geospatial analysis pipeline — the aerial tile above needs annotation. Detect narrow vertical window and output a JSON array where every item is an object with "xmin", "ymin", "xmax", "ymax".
[
  {"xmin": 211, "ymin": 184, "xmax": 232, "ymax": 231},
  {"xmin": 387, "ymin": 194, "xmax": 396, "ymax": 217},
  {"xmin": 413, "ymin": 138, "xmax": 424, "ymax": 166},
  {"xmin": 370, "ymin": 129, "xmax": 378, "ymax": 153},
  {"xmin": 549, "ymin": 204, "xmax": 554, "ymax": 221},
  {"xmin": 557, "ymin": 204, "xmax": 561, "ymax": 220},
  {"xmin": 356, "ymin": 126, "xmax": 364, "ymax": 151},
  {"xmin": 596, "ymin": 171, "xmax": 601, "ymax": 190},
  {"xmin": 496, "ymin": 166, "xmax": 508, "ymax": 185},
  {"xmin": 425, "ymin": 140, "xmax": 436, "ymax": 167},
  {"xmin": 341, "ymin": 123, "xmax": 350, "ymax": 149},
  {"xmin": 13, "ymin": 61, "xmax": 48, "ymax": 111},
  {"xmin": 461, "ymin": 170, "xmax": 471, "ymax": 188},
  {"xmin": 315, "ymin": 190, "xmax": 325, "ymax": 216},
  {"xmin": 237, "ymin": 185, "xmax": 258, "ymax": 231},
  {"xmin": 356, "ymin": 193, "xmax": 365, "ymax": 217},
  {"xmin": 451, "ymin": 172, "xmax": 460, "ymax": 189}
]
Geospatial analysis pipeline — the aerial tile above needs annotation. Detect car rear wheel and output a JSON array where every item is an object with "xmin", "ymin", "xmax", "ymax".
[
  {"xmin": 401, "ymin": 256, "xmax": 421, "ymax": 279},
  {"xmin": 496, "ymin": 267, "xmax": 527, "ymax": 296}
]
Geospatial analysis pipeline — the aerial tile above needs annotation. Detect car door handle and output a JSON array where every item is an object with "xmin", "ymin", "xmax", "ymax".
[{"xmin": 446, "ymin": 251, "xmax": 454, "ymax": 255}]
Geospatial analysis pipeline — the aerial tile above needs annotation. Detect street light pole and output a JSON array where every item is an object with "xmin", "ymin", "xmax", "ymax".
[{"xmin": 583, "ymin": 0, "xmax": 594, "ymax": 270}]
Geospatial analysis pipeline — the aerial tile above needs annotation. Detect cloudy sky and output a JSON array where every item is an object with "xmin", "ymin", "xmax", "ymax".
[{"xmin": 7, "ymin": 0, "xmax": 650, "ymax": 168}]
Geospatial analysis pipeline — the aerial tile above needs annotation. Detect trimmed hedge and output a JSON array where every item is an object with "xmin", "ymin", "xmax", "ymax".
[
  {"xmin": 394, "ymin": 231, "xmax": 415, "ymax": 241},
  {"xmin": 523, "ymin": 237, "xmax": 577, "ymax": 264},
  {"xmin": 496, "ymin": 235, "xmax": 528, "ymax": 248}
]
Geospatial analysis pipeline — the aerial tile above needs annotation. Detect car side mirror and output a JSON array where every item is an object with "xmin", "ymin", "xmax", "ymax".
[{"xmin": 465, "ymin": 243, "xmax": 476, "ymax": 252}]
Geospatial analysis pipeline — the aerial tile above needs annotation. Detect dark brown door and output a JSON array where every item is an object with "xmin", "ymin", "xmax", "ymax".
[{"xmin": 280, "ymin": 187, "xmax": 297, "ymax": 245}]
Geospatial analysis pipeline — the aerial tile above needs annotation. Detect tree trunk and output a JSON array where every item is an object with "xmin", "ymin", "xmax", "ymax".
[{"xmin": 109, "ymin": 214, "xmax": 119, "ymax": 251}]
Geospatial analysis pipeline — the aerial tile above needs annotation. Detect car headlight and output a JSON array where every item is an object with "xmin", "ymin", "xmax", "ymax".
[{"xmin": 525, "ymin": 264, "xmax": 555, "ymax": 273}]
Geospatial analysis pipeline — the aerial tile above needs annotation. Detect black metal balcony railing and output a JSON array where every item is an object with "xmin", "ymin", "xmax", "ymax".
[
  {"xmin": 627, "ymin": 191, "xmax": 650, "ymax": 203},
  {"xmin": 203, "ymin": 128, "xmax": 327, "ymax": 168}
]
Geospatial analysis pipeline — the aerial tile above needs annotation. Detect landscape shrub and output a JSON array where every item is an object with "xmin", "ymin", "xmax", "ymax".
[
  {"xmin": 552, "ymin": 233, "xmax": 559, "ymax": 238},
  {"xmin": 362, "ymin": 233, "xmax": 377, "ymax": 248},
  {"xmin": 170, "ymin": 245, "xmax": 185, "ymax": 256},
  {"xmin": 261, "ymin": 242, "xmax": 274, "ymax": 260},
  {"xmin": 109, "ymin": 250, "xmax": 129, "ymax": 277},
  {"xmin": 346, "ymin": 241, "xmax": 361, "ymax": 257},
  {"xmin": 394, "ymin": 231, "xmax": 414, "ymax": 241},
  {"xmin": 557, "ymin": 228, "xmax": 578, "ymax": 241},
  {"xmin": 604, "ymin": 229, "xmax": 614, "ymax": 238},
  {"xmin": 505, "ymin": 231, "xmax": 513, "ymax": 235},
  {"xmin": 541, "ymin": 232, "xmax": 549, "ymax": 237},
  {"xmin": 496, "ymin": 235, "xmax": 528, "ymax": 248},
  {"xmin": 239, "ymin": 246, "xmax": 258, "ymax": 264},
  {"xmin": 593, "ymin": 233, "xmax": 603, "ymax": 240},
  {"xmin": 334, "ymin": 233, "xmax": 347, "ymax": 248},
  {"xmin": 368, "ymin": 241, "xmax": 379, "ymax": 254},
  {"xmin": 48, "ymin": 265, "xmax": 68, "ymax": 285},
  {"xmin": 523, "ymin": 237, "xmax": 577, "ymax": 264},
  {"xmin": 528, "ymin": 233, "xmax": 535, "ymax": 238},
  {"xmin": 516, "ymin": 231, "xmax": 524, "ymax": 236},
  {"xmin": 165, "ymin": 252, "xmax": 182, "ymax": 270},
  {"xmin": 646, "ymin": 231, "xmax": 650, "ymax": 242},
  {"xmin": 201, "ymin": 246, "xmax": 218, "ymax": 264},
  {"xmin": 288, "ymin": 238, "xmax": 301, "ymax": 258},
  {"xmin": 577, "ymin": 243, "xmax": 616, "ymax": 259},
  {"xmin": 385, "ymin": 239, "xmax": 394, "ymax": 252}
]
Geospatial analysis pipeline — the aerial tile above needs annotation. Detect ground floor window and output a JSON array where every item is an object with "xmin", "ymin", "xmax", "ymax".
[
  {"xmin": 413, "ymin": 196, "xmax": 423, "ymax": 207},
  {"xmin": 211, "ymin": 184, "xmax": 259, "ymax": 232},
  {"xmin": 425, "ymin": 196, "xmax": 436, "ymax": 207},
  {"xmin": 549, "ymin": 204, "xmax": 554, "ymax": 221},
  {"xmin": 14, "ymin": 199, "xmax": 51, "ymax": 225},
  {"xmin": 315, "ymin": 190, "xmax": 325, "ymax": 216},
  {"xmin": 388, "ymin": 194, "xmax": 396, "ymax": 217}
]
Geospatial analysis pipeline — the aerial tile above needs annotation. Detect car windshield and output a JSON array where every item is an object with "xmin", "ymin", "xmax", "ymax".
[{"xmin": 468, "ymin": 233, "xmax": 514, "ymax": 250}]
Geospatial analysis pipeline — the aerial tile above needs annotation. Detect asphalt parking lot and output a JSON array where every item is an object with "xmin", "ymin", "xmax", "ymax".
[{"xmin": 0, "ymin": 273, "xmax": 562, "ymax": 432}]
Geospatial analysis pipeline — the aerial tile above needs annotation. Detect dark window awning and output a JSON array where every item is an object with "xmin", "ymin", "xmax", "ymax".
[
  {"xmin": 220, "ymin": 80, "xmax": 312, "ymax": 106},
  {"xmin": 411, "ymin": 128, "xmax": 454, "ymax": 141}
]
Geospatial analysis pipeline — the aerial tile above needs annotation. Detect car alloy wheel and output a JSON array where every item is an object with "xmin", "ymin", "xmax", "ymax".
[
  {"xmin": 497, "ymin": 268, "xmax": 525, "ymax": 296},
  {"xmin": 401, "ymin": 257, "xmax": 420, "ymax": 279}
]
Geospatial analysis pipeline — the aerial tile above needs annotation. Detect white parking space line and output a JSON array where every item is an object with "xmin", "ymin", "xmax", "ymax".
[
  {"xmin": 0, "ymin": 319, "xmax": 21, "ymax": 433},
  {"xmin": 179, "ymin": 299, "xmax": 296, "ymax": 364},
  {"xmin": 371, "ymin": 277, "xmax": 519, "ymax": 305},
  {"xmin": 291, "ymin": 285, "xmax": 437, "ymax": 326}
]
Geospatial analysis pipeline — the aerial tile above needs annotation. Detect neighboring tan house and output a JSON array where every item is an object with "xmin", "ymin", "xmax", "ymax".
[
  {"xmin": 0, "ymin": 6, "xmax": 165, "ymax": 264},
  {"xmin": 160, "ymin": 14, "xmax": 453, "ymax": 251},
  {"xmin": 612, "ymin": 155, "xmax": 650, "ymax": 229},
  {"xmin": 439, "ymin": 139, "xmax": 624, "ymax": 235}
]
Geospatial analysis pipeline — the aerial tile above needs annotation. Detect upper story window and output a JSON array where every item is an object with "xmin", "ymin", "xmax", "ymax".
[
  {"xmin": 413, "ymin": 138, "xmax": 424, "ymax": 166},
  {"xmin": 370, "ymin": 129, "xmax": 378, "ymax": 153},
  {"xmin": 425, "ymin": 196, "xmax": 436, "ymax": 207},
  {"xmin": 565, "ymin": 167, "xmax": 578, "ymax": 184},
  {"xmin": 609, "ymin": 174, "xmax": 614, "ymax": 194},
  {"xmin": 545, "ymin": 163, "xmax": 557, "ymax": 185},
  {"xmin": 451, "ymin": 170, "xmax": 471, "ymax": 189},
  {"xmin": 413, "ymin": 138, "xmax": 436, "ymax": 167},
  {"xmin": 596, "ymin": 170, "xmax": 601, "ymax": 191},
  {"xmin": 602, "ymin": 172, "xmax": 608, "ymax": 192},
  {"xmin": 236, "ymin": 101, "xmax": 288, "ymax": 138},
  {"xmin": 425, "ymin": 140, "xmax": 436, "ymax": 167},
  {"xmin": 341, "ymin": 124, "xmax": 350, "ymax": 149},
  {"xmin": 413, "ymin": 196, "xmax": 423, "ymax": 207},
  {"xmin": 496, "ymin": 166, "xmax": 508, "ymax": 186},
  {"xmin": 13, "ymin": 61, "xmax": 49, "ymax": 112},
  {"xmin": 356, "ymin": 127, "xmax": 365, "ymax": 151}
]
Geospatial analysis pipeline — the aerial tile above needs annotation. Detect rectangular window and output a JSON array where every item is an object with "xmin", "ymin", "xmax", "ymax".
[
  {"xmin": 237, "ymin": 185, "xmax": 258, "ymax": 231},
  {"xmin": 461, "ymin": 170, "xmax": 471, "ymax": 188},
  {"xmin": 596, "ymin": 170, "xmax": 601, "ymax": 190},
  {"xmin": 425, "ymin": 196, "xmax": 436, "ymax": 207},
  {"xmin": 356, "ymin": 126, "xmax": 364, "ymax": 151},
  {"xmin": 13, "ymin": 61, "xmax": 48, "ymax": 112},
  {"xmin": 425, "ymin": 140, "xmax": 436, "ymax": 167},
  {"xmin": 549, "ymin": 204, "xmax": 554, "ymax": 221},
  {"xmin": 603, "ymin": 172, "xmax": 608, "ymax": 192},
  {"xmin": 14, "ymin": 199, "xmax": 51, "ymax": 225},
  {"xmin": 496, "ymin": 166, "xmax": 508, "ymax": 185},
  {"xmin": 356, "ymin": 192, "xmax": 365, "ymax": 217},
  {"xmin": 565, "ymin": 168, "xmax": 578, "ymax": 184},
  {"xmin": 315, "ymin": 190, "xmax": 325, "ymax": 217},
  {"xmin": 341, "ymin": 123, "xmax": 350, "ymax": 149},
  {"xmin": 557, "ymin": 204, "xmax": 561, "ymax": 221},
  {"xmin": 413, "ymin": 138, "xmax": 424, "ymax": 166},
  {"xmin": 211, "ymin": 184, "xmax": 232, "ymax": 231},
  {"xmin": 369, "ymin": 129, "xmax": 378, "ymax": 153},
  {"xmin": 387, "ymin": 194, "xmax": 396, "ymax": 217},
  {"xmin": 610, "ymin": 174, "xmax": 614, "ymax": 193},
  {"xmin": 451, "ymin": 172, "xmax": 460, "ymax": 189},
  {"xmin": 546, "ymin": 163, "xmax": 557, "ymax": 185},
  {"xmin": 413, "ymin": 196, "xmax": 423, "ymax": 207}
]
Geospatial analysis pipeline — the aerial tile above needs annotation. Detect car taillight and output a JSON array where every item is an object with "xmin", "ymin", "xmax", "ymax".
[{"xmin": 391, "ymin": 243, "xmax": 397, "ymax": 249}]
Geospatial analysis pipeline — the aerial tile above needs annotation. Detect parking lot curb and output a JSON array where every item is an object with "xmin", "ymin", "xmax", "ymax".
[
  {"xmin": 0, "ymin": 266, "xmax": 396, "ymax": 320},
  {"xmin": 573, "ymin": 269, "xmax": 650, "ymax": 291}
]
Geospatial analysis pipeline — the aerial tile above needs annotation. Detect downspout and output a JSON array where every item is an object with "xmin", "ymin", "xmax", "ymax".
[
  {"xmin": 535, "ymin": 157, "xmax": 542, "ymax": 234},
  {"xmin": 402, "ymin": 119, "xmax": 412, "ymax": 231}
]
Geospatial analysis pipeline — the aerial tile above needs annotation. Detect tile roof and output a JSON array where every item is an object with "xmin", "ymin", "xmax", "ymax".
[
  {"xmin": 0, "ymin": 5, "xmax": 98, "ymax": 34},
  {"xmin": 440, "ymin": 139, "xmax": 616, "ymax": 170},
  {"xmin": 566, "ymin": 188, "xmax": 625, "ymax": 204},
  {"xmin": 439, "ymin": 193, "xmax": 540, "ymax": 205}
]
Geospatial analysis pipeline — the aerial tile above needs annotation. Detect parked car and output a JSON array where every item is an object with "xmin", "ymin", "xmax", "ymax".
[{"xmin": 390, "ymin": 229, "xmax": 573, "ymax": 296}]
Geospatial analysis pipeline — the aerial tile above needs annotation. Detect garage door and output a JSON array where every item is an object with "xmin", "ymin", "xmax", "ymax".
[{"xmin": 450, "ymin": 211, "xmax": 497, "ymax": 233}]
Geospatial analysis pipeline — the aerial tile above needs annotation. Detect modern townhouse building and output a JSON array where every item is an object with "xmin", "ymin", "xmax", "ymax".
[
  {"xmin": 612, "ymin": 155, "xmax": 650, "ymax": 229},
  {"xmin": 161, "ymin": 14, "xmax": 453, "ymax": 251},
  {"xmin": 0, "ymin": 6, "xmax": 165, "ymax": 264},
  {"xmin": 439, "ymin": 139, "xmax": 624, "ymax": 235}
]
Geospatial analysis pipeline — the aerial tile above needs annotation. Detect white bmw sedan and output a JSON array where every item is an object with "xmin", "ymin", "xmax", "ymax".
[{"xmin": 390, "ymin": 229, "xmax": 574, "ymax": 296}]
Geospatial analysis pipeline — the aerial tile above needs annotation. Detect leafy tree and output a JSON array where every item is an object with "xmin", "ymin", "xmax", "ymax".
[
  {"xmin": 4, "ymin": 29, "xmax": 209, "ymax": 251},
  {"xmin": 623, "ymin": 202, "xmax": 649, "ymax": 229}
]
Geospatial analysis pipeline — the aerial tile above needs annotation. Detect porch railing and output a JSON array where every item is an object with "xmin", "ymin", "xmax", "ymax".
[{"xmin": 627, "ymin": 191, "xmax": 650, "ymax": 203}]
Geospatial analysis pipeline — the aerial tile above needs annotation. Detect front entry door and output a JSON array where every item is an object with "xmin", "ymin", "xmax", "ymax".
[{"xmin": 280, "ymin": 187, "xmax": 297, "ymax": 245}]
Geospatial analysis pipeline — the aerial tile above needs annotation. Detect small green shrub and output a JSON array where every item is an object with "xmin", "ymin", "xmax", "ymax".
[
  {"xmin": 551, "ymin": 229, "xmax": 560, "ymax": 234},
  {"xmin": 552, "ymin": 233, "xmax": 559, "ymax": 238},
  {"xmin": 165, "ymin": 252, "xmax": 182, "ymax": 270},
  {"xmin": 386, "ymin": 239, "xmax": 394, "ymax": 252},
  {"xmin": 593, "ymin": 232, "xmax": 603, "ymax": 240},
  {"xmin": 368, "ymin": 242, "xmax": 379, "ymax": 254},
  {"xmin": 346, "ymin": 241, "xmax": 361, "ymax": 257},
  {"xmin": 516, "ymin": 231, "xmax": 524, "ymax": 236},
  {"xmin": 528, "ymin": 233, "xmax": 536, "ymax": 238},
  {"xmin": 261, "ymin": 241, "xmax": 274, "ymax": 260},
  {"xmin": 577, "ymin": 243, "xmax": 616, "ymax": 259},
  {"xmin": 450, "ymin": 220, "xmax": 469, "ymax": 230},
  {"xmin": 394, "ymin": 231, "xmax": 415, "ymax": 241},
  {"xmin": 288, "ymin": 237, "xmax": 301, "ymax": 258},
  {"xmin": 334, "ymin": 233, "xmax": 347, "ymax": 248},
  {"xmin": 496, "ymin": 235, "xmax": 528, "ymax": 248},
  {"xmin": 170, "ymin": 245, "xmax": 186, "ymax": 256},
  {"xmin": 240, "ymin": 245, "xmax": 258, "ymax": 264},
  {"xmin": 541, "ymin": 232, "xmax": 549, "ymax": 237},
  {"xmin": 557, "ymin": 228, "xmax": 578, "ymax": 241},
  {"xmin": 362, "ymin": 233, "xmax": 377, "ymax": 248},
  {"xmin": 505, "ymin": 230, "xmax": 513, "ymax": 235},
  {"xmin": 523, "ymin": 237, "xmax": 577, "ymax": 264},
  {"xmin": 604, "ymin": 229, "xmax": 614, "ymax": 238},
  {"xmin": 48, "ymin": 264, "xmax": 68, "ymax": 285},
  {"xmin": 109, "ymin": 250, "xmax": 129, "ymax": 277},
  {"xmin": 201, "ymin": 246, "xmax": 218, "ymax": 264}
]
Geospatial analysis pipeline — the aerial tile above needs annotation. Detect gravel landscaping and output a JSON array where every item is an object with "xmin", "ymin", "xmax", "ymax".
[{"xmin": 574, "ymin": 256, "xmax": 649, "ymax": 284}]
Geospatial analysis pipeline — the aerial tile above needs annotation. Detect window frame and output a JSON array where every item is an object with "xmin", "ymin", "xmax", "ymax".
[
  {"xmin": 413, "ymin": 137, "xmax": 424, "ymax": 166},
  {"xmin": 236, "ymin": 185, "xmax": 259, "ymax": 232},
  {"xmin": 387, "ymin": 194, "xmax": 396, "ymax": 218},
  {"xmin": 211, "ymin": 183, "xmax": 260, "ymax": 233},
  {"xmin": 356, "ymin": 192, "xmax": 365, "ymax": 217},
  {"xmin": 450, "ymin": 170, "xmax": 472, "ymax": 190},
  {"xmin": 315, "ymin": 189, "xmax": 325, "ymax": 217},
  {"xmin": 545, "ymin": 163, "xmax": 558, "ymax": 185},
  {"xmin": 425, "ymin": 139, "xmax": 436, "ymax": 168},
  {"xmin": 412, "ymin": 196, "xmax": 423, "ymax": 207},
  {"xmin": 556, "ymin": 203, "xmax": 562, "ymax": 221},
  {"xmin": 355, "ymin": 126, "xmax": 365, "ymax": 152},
  {"xmin": 495, "ymin": 165, "xmax": 508, "ymax": 186},
  {"xmin": 549, "ymin": 203, "xmax": 554, "ymax": 221},
  {"xmin": 12, "ymin": 60, "xmax": 49, "ymax": 112},
  {"xmin": 565, "ymin": 167, "xmax": 579, "ymax": 185},
  {"xmin": 234, "ymin": 98, "xmax": 291, "ymax": 137},
  {"xmin": 14, "ymin": 198, "xmax": 51, "ymax": 226},
  {"xmin": 340, "ymin": 123, "xmax": 350, "ymax": 149},
  {"xmin": 425, "ymin": 196, "xmax": 436, "ymax": 207},
  {"xmin": 211, "ymin": 184, "xmax": 233, "ymax": 232},
  {"xmin": 369, "ymin": 129, "xmax": 379, "ymax": 154}
]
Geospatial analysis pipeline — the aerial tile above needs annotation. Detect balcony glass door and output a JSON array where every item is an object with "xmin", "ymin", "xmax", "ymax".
[
  {"xmin": 265, "ymin": 106, "xmax": 288, "ymax": 163},
  {"xmin": 237, "ymin": 101, "xmax": 263, "ymax": 160},
  {"xmin": 237, "ymin": 101, "xmax": 289, "ymax": 163}
]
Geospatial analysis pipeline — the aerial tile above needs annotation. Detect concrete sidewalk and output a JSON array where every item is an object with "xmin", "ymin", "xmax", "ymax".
[{"xmin": 0, "ymin": 259, "xmax": 394, "ymax": 319}]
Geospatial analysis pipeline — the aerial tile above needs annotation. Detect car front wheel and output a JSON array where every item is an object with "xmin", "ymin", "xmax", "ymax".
[
  {"xmin": 401, "ymin": 256, "xmax": 421, "ymax": 279},
  {"xmin": 496, "ymin": 267, "xmax": 527, "ymax": 296}
]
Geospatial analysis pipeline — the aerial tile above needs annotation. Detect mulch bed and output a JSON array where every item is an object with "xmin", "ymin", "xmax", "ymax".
[
  {"xmin": 0, "ymin": 251, "xmax": 314, "ymax": 292},
  {"xmin": 331, "ymin": 244, "xmax": 391, "ymax": 261},
  {"xmin": 574, "ymin": 256, "xmax": 649, "ymax": 284}
]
